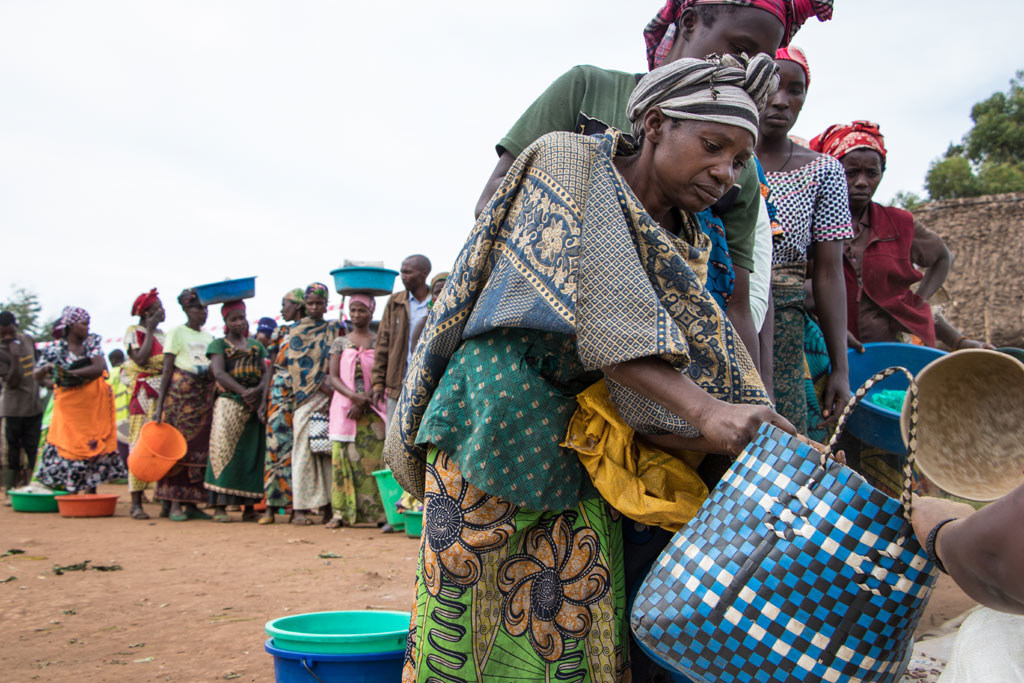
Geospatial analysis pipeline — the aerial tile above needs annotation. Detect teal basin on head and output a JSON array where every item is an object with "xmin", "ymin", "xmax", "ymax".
[{"xmin": 265, "ymin": 610, "xmax": 411, "ymax": 655}]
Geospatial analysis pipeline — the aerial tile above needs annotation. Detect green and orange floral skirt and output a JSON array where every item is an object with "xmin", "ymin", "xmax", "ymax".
[{"xmin": 403, "ymin": 447, "xmax": 629, "ymax": 682}]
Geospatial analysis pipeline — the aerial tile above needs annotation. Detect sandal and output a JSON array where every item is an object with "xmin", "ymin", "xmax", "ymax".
[
  {"xmin": 213, "ymin": 513, "xmax": 233, "ymax": 523},
  {"xmin": 324, "ymin": 518, "xmax": 345, "ymax": 529},
  {"xmin": 257, "ymin": 514, "xmax": 275, "ymax": 525},
  {"xmin": 169, "ymin": 512, "xmax": 188, "ymax": 522},
  {"xmin": 185, "ymin": 507, "xmax": 212, "ymax": 520},
  {"xmin": 291, "ymin": 516, "xmax": 315, "ymax": 526},
  {"xmin": 130, "ymin": 505, "xmax": 150, "ymax": 520}
]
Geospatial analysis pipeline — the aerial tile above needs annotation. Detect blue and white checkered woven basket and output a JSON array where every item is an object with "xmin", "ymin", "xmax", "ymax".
[{"xmin": 631, "ymin": 367, "xmax": 938, "ymax": 683}]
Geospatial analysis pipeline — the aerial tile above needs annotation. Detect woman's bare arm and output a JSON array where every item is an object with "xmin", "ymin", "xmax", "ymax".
[
  {"xmin": 913, "ymin": 486, "xmax": 1024, "ymax": 614},
  {"xmin": 602, "ymin": 356, "xmax": 794, "ymax": 457}
]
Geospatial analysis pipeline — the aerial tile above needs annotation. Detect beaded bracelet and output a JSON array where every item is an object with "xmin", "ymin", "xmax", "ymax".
[{"xmin": 925, "ymin": 517, "xmax": 958, "ymax": 574}]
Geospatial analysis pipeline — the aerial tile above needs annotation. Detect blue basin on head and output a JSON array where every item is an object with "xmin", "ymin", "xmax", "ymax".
[
  {"xmin": 330, "ymin": 266, "xmax": 399, "ymax": 297},
  {"xmin": 193, "ymin": 277, "xmax": 256, "ymax": 305},
  {"xmin": 846, "ymin": 342, "xmax": 946, "ymax": 453}
]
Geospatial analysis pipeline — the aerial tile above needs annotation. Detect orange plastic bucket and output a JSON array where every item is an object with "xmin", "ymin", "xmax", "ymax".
[
  {"xmin": 127, "ymin": 422, "xmax": 187, "ymax": 482},
  {"xmin": 57, "ymin": 494, "xmax": 119, "ymax": 517}
]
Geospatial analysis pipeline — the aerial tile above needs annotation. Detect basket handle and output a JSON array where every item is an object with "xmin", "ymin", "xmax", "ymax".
[{"xmin": 821, "ymin": 366, "xmax": 919, "ymax": 519}]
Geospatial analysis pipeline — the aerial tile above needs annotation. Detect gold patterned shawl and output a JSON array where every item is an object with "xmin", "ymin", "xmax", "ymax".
[{"xmin": 384, "ymin": 131, "xmax": 768, "ymax": 499}]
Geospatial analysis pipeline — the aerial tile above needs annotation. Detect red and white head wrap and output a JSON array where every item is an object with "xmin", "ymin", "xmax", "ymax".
[
  {"xmin": 643, "ymin": 0, "xmax": 834, "ymax": 70},
  {"xmin": 53, "ymin": 306, "xmax": 90, "ymax": 339},
  {"xmin": 809, "ymin": 121, "xmax": 887, "ymax": 162},
  {"xmin": 775, "ymin": 45, "xmax": 810, "ymax": 88}
]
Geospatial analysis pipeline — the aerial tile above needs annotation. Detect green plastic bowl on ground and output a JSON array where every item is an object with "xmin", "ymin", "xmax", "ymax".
[
  {"xmin": 371, "ymin": 469, "xmax": 405, "ymax": 531},
  {"xmin": 265, "ymin": 610, "xmax": 411, "ymax": 655},
  {"xmin": 404, "ymin": 510, "xmax": 423, "ymax": 538},
  {"xmin": 10, "ymin": 490, "xmax": 68, "ymax": 513}
]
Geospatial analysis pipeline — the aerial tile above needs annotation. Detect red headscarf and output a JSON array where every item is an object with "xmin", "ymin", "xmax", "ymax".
[
  {"xmin": 221, "ymin": 300, "xmax": 247, "ymax": 320},
  {"xmin": 775, "ymin": 45, "xmax": 810, "ymax": 88},
  {"xmin": 809, "ymin": 121, "xmax": 887, "ymax": 161},
  {"xmin": 131, "ymin": 288, "xmax": 160, "ymax": 317},
  {"xmin": 644, "ymin": 0, "xmax": 834, "ymax": 70}
]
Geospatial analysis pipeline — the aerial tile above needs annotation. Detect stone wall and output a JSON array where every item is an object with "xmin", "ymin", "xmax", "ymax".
[{"xmin": 917, "ymin": 192, "xmax": 1024, "ymax": 347}]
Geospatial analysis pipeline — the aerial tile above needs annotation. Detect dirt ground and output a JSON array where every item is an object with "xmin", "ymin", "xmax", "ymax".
[{"xmin": 0, "ymin": 484, "xmax": 977, "ymax": 683}]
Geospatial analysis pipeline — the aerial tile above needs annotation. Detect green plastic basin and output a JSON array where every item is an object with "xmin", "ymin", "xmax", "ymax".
[
  {"xmin": 265, "ymin": 610, "xmax": 411, "ymax": 655},
  {"xmin": 404, "ymin": 510, "xmax": 423, "ymax": 538},
  {"xmin": 10, "ymin": 490, "xmax": 68, "ymax": 513},
  {"xmin": 371, "ymin": 469, "xmax": 405, "ymax": 530}
]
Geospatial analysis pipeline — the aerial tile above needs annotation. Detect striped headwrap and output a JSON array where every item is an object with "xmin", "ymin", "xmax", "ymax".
[
  {"xmin": 283, "ymin": 288, "xmax": 305, "ymax": 304},
  {"xmin": 644, "ymin": 0, "xmax": 834, "ymax": 70},
  {"xmin": 809, "ymin": 121, "xmax": 887, "ymax": 162},
  {"xmin": 304, "ymin": 282, "xmax": 329, "ymax": 301},
  {"xmin": 775, "ymin": 45, "xmax": 810, "ymax": 88},
  {"xmin": 131, "ymin": 288, "xmax": 160, "ymax": 317},
  {"xmin": 627, "ymin": 52, "xmax": 778, "ymax": 143}
]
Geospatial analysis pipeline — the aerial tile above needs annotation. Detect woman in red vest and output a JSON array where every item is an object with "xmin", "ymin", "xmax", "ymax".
[{"xmin": 810, "ymin": 121, "xmax": 991, "ymax": 350}]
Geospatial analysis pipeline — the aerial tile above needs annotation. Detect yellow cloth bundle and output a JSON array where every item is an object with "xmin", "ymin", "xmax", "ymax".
[{"xmin": 564, "ymin": 381, "xmax": 709, "ymax": 531}]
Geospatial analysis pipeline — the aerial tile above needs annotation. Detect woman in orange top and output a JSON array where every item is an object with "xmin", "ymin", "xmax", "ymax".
[{"xmin": 34, "ymin": 307, "xmax": 127, "ymax": 492}]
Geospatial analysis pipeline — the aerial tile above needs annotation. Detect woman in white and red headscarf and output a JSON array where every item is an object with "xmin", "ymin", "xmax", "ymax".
[
  {"xmin": 34, "ymin": 307, "xmax": 128, "ymax": 492},
  {"xmin": 810, "ymin": 121, "xmax": 991, "ymax": 351},
  {"xmin": 326, "ymin": 294, "xmax": 387, "ymax": 528},
  {"xmin": 644, "ymin": 0, "xmax": 833, "ymax": 70}
]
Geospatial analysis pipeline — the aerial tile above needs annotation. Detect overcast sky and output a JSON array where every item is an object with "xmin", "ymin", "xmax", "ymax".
[{"xmin": 2, "ymin": 1, "xmax": 1022, "ymax": 347}]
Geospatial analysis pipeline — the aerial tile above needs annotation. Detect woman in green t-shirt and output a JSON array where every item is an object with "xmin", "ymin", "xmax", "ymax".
[{"xmin": 153, "ymin": 288, "xmax": 216, "ymax": 521}]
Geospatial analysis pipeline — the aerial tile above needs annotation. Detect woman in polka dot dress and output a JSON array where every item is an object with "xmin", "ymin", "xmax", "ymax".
[{"xmin": 756, "ymin": 46, "xmax": 853, "ymax": 434}]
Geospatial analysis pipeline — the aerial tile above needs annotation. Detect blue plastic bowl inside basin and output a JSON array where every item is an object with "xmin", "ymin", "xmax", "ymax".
[
  {"xmin": 330, "ymin": 267, "xmax": 398, "ymax": 296},
  {"xmin": 193, "ymin": 277, "xmax": 256, "ymax": 305},
  {"xmin": 846, "ymin": 342, "xmax": 946, "ymax": 453},
  {"xmin": 264, "ymin": 639, "xmax": 404, "ymax": 683}
]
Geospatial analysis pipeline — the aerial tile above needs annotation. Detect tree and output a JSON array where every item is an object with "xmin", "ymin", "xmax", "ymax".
[
  {"xmin": 0, "ymin": 286, "xmax": 49, "ymax": 338},
  {"xmin": 925, "ymin": 71, "xmax": 1024, "ymax": 200},
  {"xmin": 891, "ymin": 190, "xmax": 925, "ymax": 212}
]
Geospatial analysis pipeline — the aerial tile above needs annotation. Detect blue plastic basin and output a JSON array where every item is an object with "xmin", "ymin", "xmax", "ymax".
[
  {"xmin": 193, "ymin": 277, "xmax": 257, "ymax": 305},
  {"xmin": 265, "ymin": 639, "xmax": 403, "ymax": 683},
  {"xmin": 846, "ymin": 343, "xmax": 946, "ymax": 453},
  {"xmin": 330, "ymin": 267, "xmax": 398, "ymax": 296}
]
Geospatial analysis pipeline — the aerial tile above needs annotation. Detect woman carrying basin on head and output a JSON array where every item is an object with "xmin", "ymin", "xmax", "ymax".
[{"xmin": 152, "ymin": 288, "xmax": 216, "ymax": 522}]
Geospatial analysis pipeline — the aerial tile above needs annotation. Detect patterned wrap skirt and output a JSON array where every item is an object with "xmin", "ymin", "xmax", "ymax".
[
  {"xmin": 155, "ymin": 368, "xmax": 214, "ymax": 504},
  {"xmin": 771, "ymin": 261, "xmax": 810, "ymax": 435},
  {"xmin": 330, "ymin": 413, "xmax": 386, "ymax": 525},
  {"xmin": 204, "ymin": 396, "xmax": 265, "ymax": 503},
  {"xmin": 403, "ymin": 448, "xmax": 629, "ymax": 682},
  {"xmin": 127, "ymin": 372, "xmax": 163, "ymax": 492},
  {"xmin": 264, "ymin": 366, "xmax": 295, "ymax": 508}
]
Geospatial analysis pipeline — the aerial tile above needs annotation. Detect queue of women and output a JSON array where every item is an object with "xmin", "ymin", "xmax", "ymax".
[
  {"xmin": 8, "ymin": 1, "xmax": 1011, "ymax": 680},
  {"xmin": 27, "ymin": 282, "xmax": 405, "ymax": 529}
]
